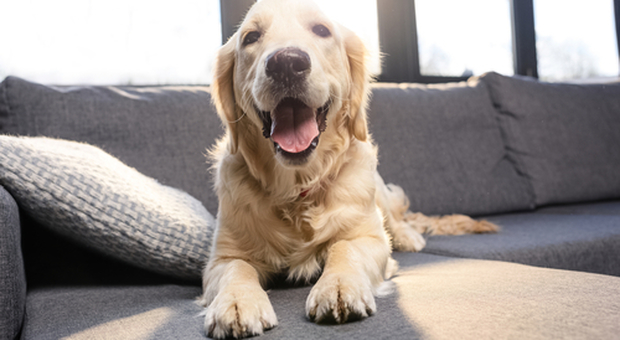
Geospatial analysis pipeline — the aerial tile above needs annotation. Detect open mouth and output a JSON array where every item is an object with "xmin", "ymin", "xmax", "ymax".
[{"xmin": 261, "ymin": 97, "xmax": 329, "ymax": 162}]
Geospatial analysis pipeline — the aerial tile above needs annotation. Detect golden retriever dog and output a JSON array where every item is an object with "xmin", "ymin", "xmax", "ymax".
[{"xmin": 199, "ymin": 0, "xmax": 497, "ymax": 338}]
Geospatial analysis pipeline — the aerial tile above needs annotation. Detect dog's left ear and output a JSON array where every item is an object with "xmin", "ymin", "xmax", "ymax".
[{"xmin": 343, "ymin": 26, "xmax": 370, "ymax": 142}]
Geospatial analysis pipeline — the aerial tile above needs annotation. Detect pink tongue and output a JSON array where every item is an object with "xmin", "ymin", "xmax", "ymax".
[{"xmin": 271, "ymin": 100, "xmax": 319, "ymax": 154}]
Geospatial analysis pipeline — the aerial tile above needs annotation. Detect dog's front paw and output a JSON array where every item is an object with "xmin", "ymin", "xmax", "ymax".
[
  {"xmin": 203, "ymin": 286, "xmax": 277, "ymax": 339},
  {"xmin": 306, "ymin": 273, "xmax": 376, "ymax": 324}
]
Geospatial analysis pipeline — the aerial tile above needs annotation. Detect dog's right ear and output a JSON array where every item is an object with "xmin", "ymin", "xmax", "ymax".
[
  {"xmin": 342, "ymin": 25, "xmax": 370, "ymax": 142},
  {"xmin": 212, "ymin": 36, "xmax": 239, "ymax": 154}
]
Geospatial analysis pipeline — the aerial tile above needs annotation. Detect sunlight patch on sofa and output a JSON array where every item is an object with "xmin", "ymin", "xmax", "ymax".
[{"xmin": 62, "ymin": 307, "xmax": 174, "ymax": 340}]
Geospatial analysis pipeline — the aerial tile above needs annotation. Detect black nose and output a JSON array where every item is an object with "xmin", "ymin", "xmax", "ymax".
[{"xmin": 265, "ymin": 47, "xmax": 311, "ymax": 84}]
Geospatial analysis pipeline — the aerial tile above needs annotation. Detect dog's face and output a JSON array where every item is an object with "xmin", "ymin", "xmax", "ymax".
[{"xmin": 212, "ymin": 0, "xmax": 370, "ymax": 168}]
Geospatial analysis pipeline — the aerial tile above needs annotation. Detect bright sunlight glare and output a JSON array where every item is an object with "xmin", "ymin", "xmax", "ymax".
[
  {"xmin": 0, "ymin": 0, "xmax": 221, "ymax": 85},
  {"xmin": 0, "ymin": 0, "xmax": 617, "ymax": 85}
]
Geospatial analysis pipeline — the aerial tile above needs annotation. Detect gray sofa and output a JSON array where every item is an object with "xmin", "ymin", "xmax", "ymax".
[{"xmin": 1, "ymin": 72, "xmax": 619, "ymax": 340}]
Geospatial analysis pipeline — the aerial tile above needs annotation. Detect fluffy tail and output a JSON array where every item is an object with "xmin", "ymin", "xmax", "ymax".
[
  {"xmin": 376, "ymin": 175, "xmax": 499, "ymax": 252},
  {"xmin": 403, "ymin": 212, "xmax": 499, "ymax": 236}
]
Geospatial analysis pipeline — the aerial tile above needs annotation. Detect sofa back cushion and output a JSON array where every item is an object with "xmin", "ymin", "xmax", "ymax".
[
  {"xmin": 481, "ymin": 72, "xmax": 620, "ymax": 206},
  {"xmin": 368, "ymin": 80, "xmax": 535, "ymax": 216},
  {"xmin": 0, "ymin": 76, "xmax": 222, "ymax": 213}
]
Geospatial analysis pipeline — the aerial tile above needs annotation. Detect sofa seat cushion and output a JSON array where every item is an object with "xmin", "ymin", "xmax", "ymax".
[
  {"xmin": 21, "ymin": 254, "xmax": 620, "ymax": 339},
  {"xmin": 368, "ymin": 80, "xmax": 534, "ymax": 217},
  {"xmin": 535, "ymin": 200, "xmax": 620, "ymax": 215},
  {"xmin": 421, "ymin": 201, "xmax": 620, "ymax": 276},
  {"xmin": 0, "ymin": 76, "xmax": 222, "ymax": 213},
  {"xmin": 22, "ymin": 285, "xmax": 204, "ymax": 340},
  {"xmin": 481, "ymin": 72, "xmax": 620, "ymax": 207},
  {"xmin": 0, "ymin": 136, "xmax": 214, "ymax": 280}
]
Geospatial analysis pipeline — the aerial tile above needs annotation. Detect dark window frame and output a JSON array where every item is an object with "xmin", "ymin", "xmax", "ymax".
[
  {"xmin": 220, "ymin": 0, "xmax": 620, "ymax": 83},
  {"xmin": 510, "ymin": 0, "xmax": 538, "ymax": 78}
]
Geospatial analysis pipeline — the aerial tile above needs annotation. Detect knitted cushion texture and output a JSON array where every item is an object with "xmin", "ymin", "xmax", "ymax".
[{"xmin": 0, "ymin": 135, "xmax": 214, "ymax": 279}]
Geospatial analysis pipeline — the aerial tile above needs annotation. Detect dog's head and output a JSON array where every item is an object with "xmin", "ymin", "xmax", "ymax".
[{"xmin": 212, "ymin": 0, "xmax": 370, "ymax": 168}]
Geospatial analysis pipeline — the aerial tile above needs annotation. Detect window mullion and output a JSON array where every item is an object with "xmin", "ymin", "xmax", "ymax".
[
  {"xmin": 615, "ymin": 0, "xmax": 620, "ymax": 67},
  {"xmin": 377, "ymin": 0, "xmax": 420, "ymax": 82},
  {"xmin": 510, "ymin": 0, "xmax": 538, "ymax": 78}
]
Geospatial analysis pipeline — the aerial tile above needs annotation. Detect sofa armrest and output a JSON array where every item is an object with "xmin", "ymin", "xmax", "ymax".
[{"xmin": 0, "ymin": 184, "xmax": 26, "ymax": 340}]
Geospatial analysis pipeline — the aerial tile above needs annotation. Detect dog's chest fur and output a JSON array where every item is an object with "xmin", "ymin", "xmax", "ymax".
[
  {"xmin": 262, "ymin": 197, "xmax": 335, "ymax": 281},
  {"xmin": 214, "ymin": 140, "xmax": 378, "ymax": 282}
]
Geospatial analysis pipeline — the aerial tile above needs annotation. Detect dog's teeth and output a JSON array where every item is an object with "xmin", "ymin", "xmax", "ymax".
[{"xmin": 311, "ymin": 140, "xmax": 318, "ymax": 147}]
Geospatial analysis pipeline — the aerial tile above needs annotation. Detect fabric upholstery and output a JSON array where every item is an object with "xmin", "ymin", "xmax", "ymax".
[
  {"xmin": 0, "ymin": 136, "xmax": 214, "ymax": 280},
  {"xmin": 421, "ymin": 200, "xmax": 620, "ymax": 276},
  {"xmin": 368, "ymin": 80, "xmax": 534, "ymax": 216},
  {"xmin": 21, "ymin": 254, "xmax": 620, "ymax": 340},
  {"xmin": 535, "ymin": 200, "xmax": 620, "ymax": 215},
  {"xmin": 0, "ymin": 185, "xmax": 26, "ymax": 340},
  {"xmin": 480, "ymin": 72, "xmax": 620, "ymax": 206},
  {"xmin": 0, "ymin": 76, "xmax": 222, "ymax": 214}
]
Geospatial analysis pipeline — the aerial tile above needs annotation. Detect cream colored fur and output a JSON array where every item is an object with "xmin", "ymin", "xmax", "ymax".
[{"xmin": 198, "ymin": 0, "xmax": 497, "ymax": 338}]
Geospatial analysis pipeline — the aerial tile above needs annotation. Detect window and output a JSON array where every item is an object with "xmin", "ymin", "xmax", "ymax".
[
  {"xmin": 2, "ymin": 1, "xmax": 619, "ymax": 85},
  {"xmin": 0, "ymin": 0, "xmax": 221, "ymax": 85},
  {"xmin": 416, "ymin": 0, "xmax": 514, "ymax": 77},
  {"xmin": 378, "ymin": 0, "xmax": 620, "ymax": 83},
  {"xmin": 534, "ymin": 0, "xmax": 620, "ymax": 81}
]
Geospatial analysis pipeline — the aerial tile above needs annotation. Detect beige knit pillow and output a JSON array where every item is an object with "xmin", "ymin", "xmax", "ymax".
[{"xmin": 0, "ymin": 135, "xmax": 214, "ymax": 279}]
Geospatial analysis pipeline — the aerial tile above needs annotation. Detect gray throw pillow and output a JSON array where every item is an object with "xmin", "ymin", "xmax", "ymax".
[
  {"xmin": 481, "ymin": 72, "xmax": 620, "ymax": 206},
  {"xmin": 0, "ymin": 135, "xmax": 214, "ymax": 279}
]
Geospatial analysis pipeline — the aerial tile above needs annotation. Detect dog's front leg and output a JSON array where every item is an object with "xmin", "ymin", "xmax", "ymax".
[
  {"xmin": 200, "ymin": 259, "xmax": 277, "ymax": 339},
  {"xmin": 306, "ymin": 236, "xmax": 390, "ymax": 324}
]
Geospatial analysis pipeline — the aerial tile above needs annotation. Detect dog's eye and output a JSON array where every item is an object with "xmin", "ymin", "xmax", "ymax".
[
  {"xmin": 312, "ymin": 24, "xmax": 331, "ymax": 38},
  {"xmin": 243, "ymin": 31, "xmax": 261, "ymax": 46}
]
